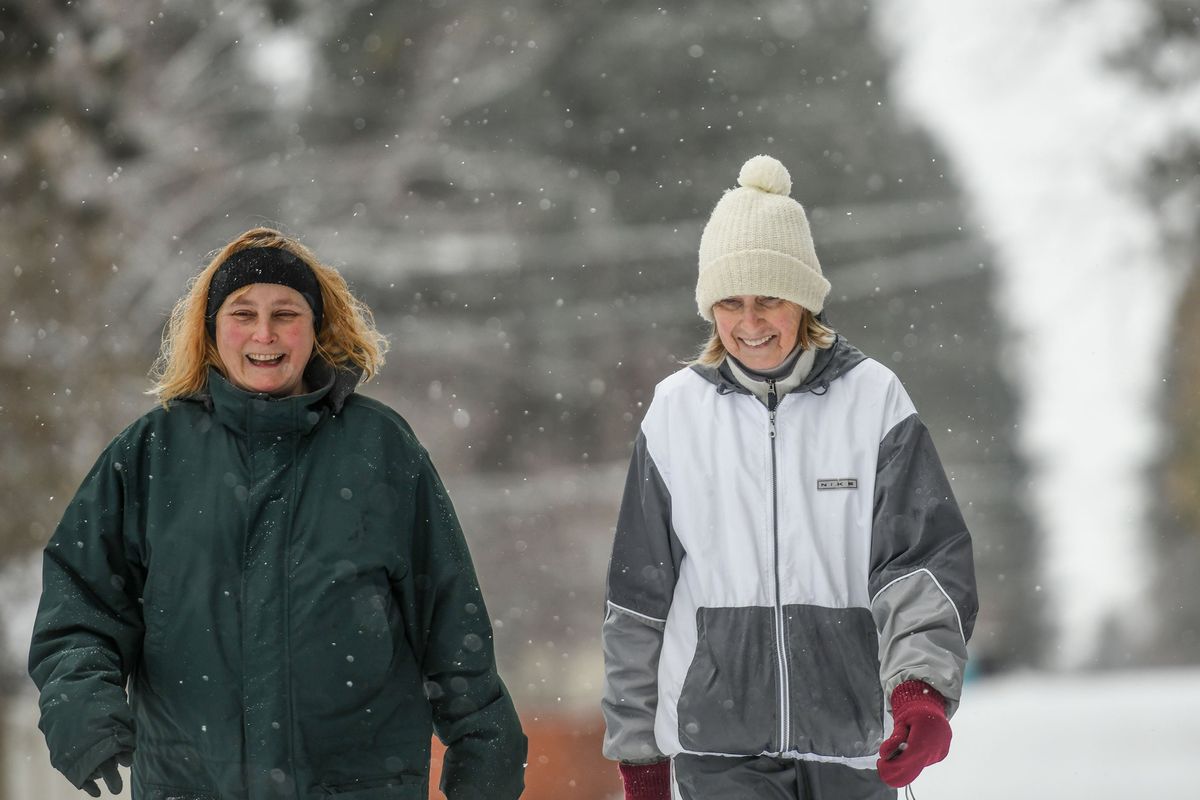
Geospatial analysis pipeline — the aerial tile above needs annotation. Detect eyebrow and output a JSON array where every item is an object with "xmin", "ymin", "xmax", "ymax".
[{"xmin": 226, "ymin": 297, "xmax": 307, "ymax": 308}]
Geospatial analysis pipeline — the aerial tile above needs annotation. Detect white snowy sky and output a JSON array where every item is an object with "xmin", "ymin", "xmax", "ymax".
[
  {"xmin": 875, "ymin": 0, "xmax": 1200, "ymax": 665},
  {"xmin": 246, "ymin": 28, "xmax": 314, "ymax": 108}
]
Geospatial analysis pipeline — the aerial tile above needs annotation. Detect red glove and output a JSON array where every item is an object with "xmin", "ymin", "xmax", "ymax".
[
  {"xmin": 876, "ymin": 680, "xmax": 952, "ymax": 788},
  {"xmin": 619, "ymin": 760, "xmax": 671, "ymax": 800}
]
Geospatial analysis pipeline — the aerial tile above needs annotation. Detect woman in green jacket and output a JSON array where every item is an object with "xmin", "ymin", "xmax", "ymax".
[{"xmin": 28, "ymin": 227, "xmax": 527, "ymax": 800}]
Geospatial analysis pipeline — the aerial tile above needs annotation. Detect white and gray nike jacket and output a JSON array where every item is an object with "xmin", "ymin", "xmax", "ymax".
[{"xmin": 601, "ymin": 336, "xmax": 978, "ymax": 769}]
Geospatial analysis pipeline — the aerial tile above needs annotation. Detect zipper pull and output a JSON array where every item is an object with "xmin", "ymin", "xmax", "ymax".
[{"xmin": 767, "ymin": 380, "xmax": 778, "ymax": 439}]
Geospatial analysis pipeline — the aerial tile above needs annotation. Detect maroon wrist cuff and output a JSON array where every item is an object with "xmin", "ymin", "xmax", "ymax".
[
  {"xmin": 619, "ymin": 760, "xmax": 671, "ymax": 799},
  {"xmin": 890, "ymin": 680, "xmax": 947, "ymax": 717}
]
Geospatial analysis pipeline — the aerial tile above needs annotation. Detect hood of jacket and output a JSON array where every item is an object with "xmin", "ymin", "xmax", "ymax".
[
  {"xmin": 183, "ymin": 358, "xmax": 363, "ymax": 437},
  {"xmin": 689, "ymin": 334, "xmax": 868, "ymax": 397}
]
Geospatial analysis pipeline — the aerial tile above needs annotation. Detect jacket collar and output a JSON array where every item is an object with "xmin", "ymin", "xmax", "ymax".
[
  {"xmin": 690, "ymin": 334, "xmax": 868, "ymax": 397},
  {"xmin": 304, "ymin": 357, "xmax": 362, "ymax": 416},
  {"xmin": 197, "ymin": 359, "xmax": 362, "ymax": 437},
  {"xmin": 726, "ymin": 347, "xmax": 817, "ymax": 404}
]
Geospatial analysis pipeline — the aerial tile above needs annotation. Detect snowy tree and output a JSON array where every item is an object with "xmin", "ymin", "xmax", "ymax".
[{"xmin": 874, "ymin": 0, "xmax": 1200, "ymax": 667}]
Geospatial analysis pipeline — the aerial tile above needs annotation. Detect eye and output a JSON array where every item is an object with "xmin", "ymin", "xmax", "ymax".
[
  {"xmin": 759, "ymin": 296, "xmax": 782, "ymax": 308},
  {"xmin": 274, "ymin": 310, "xmax": 299, "ymax": 320},
  {"xmin": 231, "ymin": 310, "xmax": 255, "ymax": 320},
  {"xmin": 717, "ymin": 298, "xmax": 742, "ymax": 311}
]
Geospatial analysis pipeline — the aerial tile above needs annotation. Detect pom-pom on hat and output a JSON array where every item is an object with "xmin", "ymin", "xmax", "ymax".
[{"xmin": 695, "ymin": 155, "xmax": 830, "ymax": 321}]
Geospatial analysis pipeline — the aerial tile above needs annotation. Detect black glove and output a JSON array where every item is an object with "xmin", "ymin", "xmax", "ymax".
[{"xmin": 81, "ymin": 751, "xmax": 132, "ymax": 798}]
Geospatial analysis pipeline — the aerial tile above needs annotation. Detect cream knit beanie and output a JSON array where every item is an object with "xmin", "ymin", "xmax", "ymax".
[{"xmin": 695, "ymin": 155, "xmax": 830, "ymax": 321}]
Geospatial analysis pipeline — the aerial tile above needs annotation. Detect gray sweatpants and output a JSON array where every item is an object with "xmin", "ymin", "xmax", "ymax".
[{"xmin": 672, "ymin": 754, "xmax": 896, "ymax": 800}]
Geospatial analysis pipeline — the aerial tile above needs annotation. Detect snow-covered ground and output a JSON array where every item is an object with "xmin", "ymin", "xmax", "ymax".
[
  {"xmin": 6, "ymin": 669, "xmax": 1198, "ymax": 799},
  {"xmin": 915, "ymin": 669, "xmax": 1200, "ymax": 799}
]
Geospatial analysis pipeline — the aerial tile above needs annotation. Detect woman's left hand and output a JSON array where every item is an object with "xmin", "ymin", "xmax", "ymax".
[
  {"xmin": 81, "ymin": 751, "xmax": 132, "ymax": 798},
  {"xmin": 876, "ymin": 680, "xmax": 952, "ymax": 788}
]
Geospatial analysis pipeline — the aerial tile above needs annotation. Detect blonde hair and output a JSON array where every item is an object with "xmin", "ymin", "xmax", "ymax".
[
  {"xmin": 149, "ymin": 227, "xmax": 389, "ymax": 406},
  {"xmin": 693, "ymin": 304, "xmax": 836, "ymax": 367}
]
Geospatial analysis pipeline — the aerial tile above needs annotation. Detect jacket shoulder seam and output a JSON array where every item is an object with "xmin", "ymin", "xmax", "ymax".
[
  {"xmin": 339, "ymin": 396, "xmax": 424, "ymax": 450},
  {"xmin": 880, "ymin": 410, "xmax": 921, "ymax": 443}
]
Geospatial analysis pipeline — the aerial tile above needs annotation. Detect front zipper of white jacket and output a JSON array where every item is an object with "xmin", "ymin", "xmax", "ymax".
[{"xmin": 767, "ymin": 380, "xmax": 791, "ymax": 751}]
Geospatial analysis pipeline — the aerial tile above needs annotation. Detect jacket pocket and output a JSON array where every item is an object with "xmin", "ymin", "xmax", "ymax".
[
  {"xmin": 321, "ymin": 775, "xmax": 425, "ymax": 799},
  {"xmin": 676, "ymin": 606, "xmax": 777, "ymax": 754},
  {"xmin": 782, "ymin": 604, "xmax": 884, "ymax": 757}
]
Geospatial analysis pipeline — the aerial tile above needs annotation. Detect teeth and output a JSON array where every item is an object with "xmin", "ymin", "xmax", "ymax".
[
  {"xmin": 247, "ymin": 354, "xmax": 284, "ymax": 362},
  {"xmin": 742, "ymin": 335, "xmax": 773, "ymax": 347}
]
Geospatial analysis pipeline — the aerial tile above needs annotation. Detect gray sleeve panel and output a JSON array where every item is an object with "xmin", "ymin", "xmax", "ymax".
[
  {"xmin": 600, "ymin": 604, "xmax": 668, "ymax": 763},
  {"xmin": 869, "ymin": 412, "xmax": 979, "ymax": 717},
  {"xmin": 601, "ymin": 431, "xmax": 681, "ymax": 763},
  {"xmin": 605, "ymin": 431, "xmax": 685, "ymax": 621},
  {"xmin": 871, "ymin": 571, "xmax": 969, "ymax": 717}
]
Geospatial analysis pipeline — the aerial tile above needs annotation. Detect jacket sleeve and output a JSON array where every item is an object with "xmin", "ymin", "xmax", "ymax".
[
  {"xmin": 869, "ymin": 412, "xmax": 978, "ymax": 717},
  {"xmin": 28, "ymin": 440, "xmax": 142, "ymax": 789},
  {"xmin": 410, "ymin": 452, "xmax": 527, "ymax": 800},
  {"xmin": 601, "ymin": 429, "xmax": 684, "ymax": 763}
]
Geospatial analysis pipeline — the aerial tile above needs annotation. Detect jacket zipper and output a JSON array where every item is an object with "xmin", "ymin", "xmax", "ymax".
[{"xmin": 767, "ymin": 379, "xmax": 790, "ymax": 751}]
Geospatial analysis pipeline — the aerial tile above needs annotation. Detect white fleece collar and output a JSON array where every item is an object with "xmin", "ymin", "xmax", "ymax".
[{"xmin": 725, "ymin": 347, "xmax": 817, "ymax": 405}]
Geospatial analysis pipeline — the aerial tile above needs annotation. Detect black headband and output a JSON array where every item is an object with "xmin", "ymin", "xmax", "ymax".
[{"xmin": 205, "ymin": 247, "xmax": 324, "ymax": 338}]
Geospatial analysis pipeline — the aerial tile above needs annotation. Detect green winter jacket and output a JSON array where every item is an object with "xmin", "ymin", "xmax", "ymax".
[{"xmin": 29, "ymin": 363, "xmax": 527, "ymax": 800}]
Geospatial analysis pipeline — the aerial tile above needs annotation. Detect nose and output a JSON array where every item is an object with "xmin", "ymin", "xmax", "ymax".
[
  {"xmin": 251, "ymin": 316, "xmax": 276, "ymax": 342},
  {"xmin": 740, "ymin": 303, "xmax": 764, "ymax": 326}
]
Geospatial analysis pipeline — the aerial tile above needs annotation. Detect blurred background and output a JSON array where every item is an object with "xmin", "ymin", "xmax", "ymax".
[{"xmin": 1, "ymin": 1, "xmax": 1198, "ymax": 798}]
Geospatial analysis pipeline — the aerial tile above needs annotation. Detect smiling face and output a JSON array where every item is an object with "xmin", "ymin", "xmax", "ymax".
[
  {"xmin": 712, "ymin": 295, "xmax": 804, "ymax": 371},
  {"xmin": 214, "ymin": 283, "xmax": 315, "ymax": 396}
]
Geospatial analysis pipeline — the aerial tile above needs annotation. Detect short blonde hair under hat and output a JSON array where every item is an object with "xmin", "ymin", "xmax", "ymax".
[{"xmin": 695, "ymin": 155, "xmax": 831, "ymax": 321}]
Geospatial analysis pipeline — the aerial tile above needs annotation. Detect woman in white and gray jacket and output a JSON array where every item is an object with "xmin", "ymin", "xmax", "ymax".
[{"xmin": 601, "ymin": 155, "xmax": 978, "ymax": 800}]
